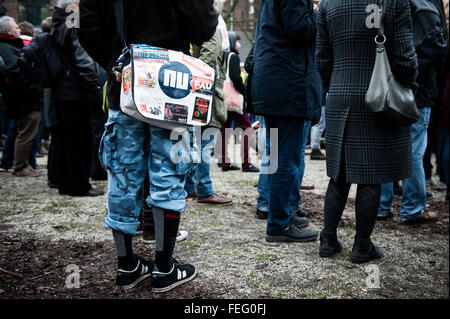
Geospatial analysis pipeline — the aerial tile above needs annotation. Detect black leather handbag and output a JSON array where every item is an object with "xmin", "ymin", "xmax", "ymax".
[{"xmin": 365, "ymin": 0, "xmax": 420, "ymax": 126}]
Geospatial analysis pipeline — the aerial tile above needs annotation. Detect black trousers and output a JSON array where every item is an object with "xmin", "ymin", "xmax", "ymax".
[
  {"xmin": 89, "ymin": 107, "xmax": 107, "ymax": 178},
  {"xmin": 53, "ymin": 100, "xmax": 93, "ymax": 195},
  {"xmin": 424, "ymin": 107, "xmax": 445, "ymax": 182},
  {"xmin": 47, "ymin": 125, "xmax": 64, "ymax": 186}
]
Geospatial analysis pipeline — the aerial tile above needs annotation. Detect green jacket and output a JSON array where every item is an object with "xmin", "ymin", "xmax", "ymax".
[{"xmin": 193, "ymin": 29, "xmax": 227, "ymax": 128}]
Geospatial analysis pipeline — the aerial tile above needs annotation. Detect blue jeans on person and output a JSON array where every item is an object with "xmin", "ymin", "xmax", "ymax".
[
  {"xmin": 185, "ymin": 127, "xmax": 218, "ymax": 198},
  {"xmin": 289, "ymin": 120, "xmax": 311, "ymax": 211},
  {"xmin": 379, "ymin": 107, "xmax": 431, "ymax": 222},
  {"xmin": 99, "ymin": 109, "xmax": 198, "ymax": 234},
  {"xmin": 264, "ymin": 115, "xmax": 305, "ymax": 233},
  {"xmin": 310, "ymin": 106, "xmax": 326, "ymax": 150},
  {"xmin": 443, "ymin": 134, "xmax": 449, "ymax": 185},
  {"xmin": 257, "ymin": 117, "xmax": 310, "ymax": 215},
  {"xmin": 257, "ymin": 116, "xmax": 270, "ymax": 213}
]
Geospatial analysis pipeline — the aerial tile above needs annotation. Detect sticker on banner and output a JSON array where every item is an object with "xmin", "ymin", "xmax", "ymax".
[{"xmin": 159, "ymin": 62, "xmax": 192, "ymax": 99}]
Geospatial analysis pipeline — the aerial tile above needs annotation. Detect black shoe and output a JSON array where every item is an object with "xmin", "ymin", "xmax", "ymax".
[
  {"xmin": 266, "ymin": 220, "xmax": 318, "ymax": 243},
  {"xmin": 66, "ymin": 188, "xmax": 105, "ymax": 197},
  {"xmin": 350, "ymin": 238, "xmax": 382, "ymax": 264},
  {"xmin": 426, "ymin": 191, "xmax": 433, "ymax": 198},
  {"xmin": 292, "ymin": 207, "xmax": 306, "ymax": 218},
  {"xmin": 221, "ymin": 165, "xmax": 240, "ymax": 172},
  {"xmin": 91, "ymin": 173, "xmax": 107, "ymax": 181},
  {"xmin": 242, "ymin": 165, "xmax": 260, "ymax": 173},
  {"xmin": 291, "ymin": 215, "xmax": 309, "ymax": 229},
  {"xmin": 48, "ymin": 182, "xmax": 60, "ymax": 189},
  {"xmin": 376, "ymin": 210, "xmax": 393, "ymax": 221},
  {"xmin": 116, "ymin": 256, "xmax": 153, "ymax": 289},
  {"xmin": 256, "ymin": 209, "xmax": 268, "ymax": 220},
  {"xmin": 152, "ymin": 261, "xmax": 197, "ymax": 293},
  {"xmin": 319, "ymin": 231, "xmax": 343, "ymax": 258},
  {"xmin": 85, "ymin": 188, "xmax": 105, "ymax": 197}
]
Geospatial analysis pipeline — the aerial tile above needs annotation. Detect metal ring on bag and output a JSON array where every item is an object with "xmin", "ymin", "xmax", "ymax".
[{"xmin": 374, "ymin": 34, "xmax": 386, "ymax": 44}]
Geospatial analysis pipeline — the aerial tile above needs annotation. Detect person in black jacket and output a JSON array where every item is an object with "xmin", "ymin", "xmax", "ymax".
[
  {"xmin": 0, "ymin": 16, "xmax": 42, "ymax": 177},
  {"xmin": 251, "ymin": 0, "xmax": 321, "ymax": 243},
  {"xmin": 219, "ymin": 31, "xmax": 259, "ymax": 173},
  {"xmin": 78, "ymin": 0, "xmax": 218, "ymax": 292},
  {"xmin": 378, "ymin": 0, "xmax": 447, "ymax": 225},
  {"xmin": 50, "ymin": 1, "xmax": 104, "ymax": 197}
]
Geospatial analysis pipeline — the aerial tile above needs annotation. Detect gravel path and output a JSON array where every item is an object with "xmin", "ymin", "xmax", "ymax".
[{"xmin": 0, "ymin": 145, "xmax": 448, "ymax": 299}]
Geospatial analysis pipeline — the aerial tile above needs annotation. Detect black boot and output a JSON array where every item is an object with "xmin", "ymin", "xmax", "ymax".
[
  {"xmin": 319, "ymin": 231, "xmax": 343, "ymax": 257},
  {"xmin": 350, "ymin": 237, "xmax": 382, "ymax": 264}
]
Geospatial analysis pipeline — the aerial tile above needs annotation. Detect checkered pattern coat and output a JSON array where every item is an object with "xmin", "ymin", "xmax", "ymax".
[{"xmin": 316, "ymin": 0, "xmax": 418, "ymax": 184}]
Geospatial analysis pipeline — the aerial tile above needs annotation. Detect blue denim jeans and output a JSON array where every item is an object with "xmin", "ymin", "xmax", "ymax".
[
  {"xmin": 290, "ymin": 120, "xmax": 311, "ymax": 211},
  {"xmin": 264, "ymin": 116, "xmax": 305, "ymax": 233},
  {"xmin": 379, "ymin": 107, "xmax": 431, "ymax": 222},
  {"xmin": 185, "ymin": 127, "xmax": 219, "ymax": 197},
  {"xmin": 257, "ymin": 118, "xmax": 310, "ymax": 215},
  {"xmin": 257, "ymin": 116, "xmax": 270, "ymax": 212},
  {"xmin": 99, "ymin": 109, "xmax": 198, "ymax": 234},
  {"xmin": 310, "ymin": 106, "xmax": 325, "ymax": 150}
]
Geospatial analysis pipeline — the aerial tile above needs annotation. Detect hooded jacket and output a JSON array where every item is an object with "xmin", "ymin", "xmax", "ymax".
[
  {"xmin": 51, "ymin": 7, "xmax": 101, "ymax": 102},
  {"xmin": 250, "ymin": 0, "xmax": 322, "ymax": 122},
  {"xmin": 78, "ymin": 0, "xmax": 219, "ymax": 111},
  {"xmin": 0, "ymin": 33, "xmax": 41, "ymax": 118},
  {"xmin": 193, "ymin": 28, "xmax": 228, "ymax": 128}
]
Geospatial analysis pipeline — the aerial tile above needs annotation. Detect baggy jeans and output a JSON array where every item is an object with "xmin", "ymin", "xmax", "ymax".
[{"xmin": 99, "ymin": 110, "xmax": 198, "ymax": 234}]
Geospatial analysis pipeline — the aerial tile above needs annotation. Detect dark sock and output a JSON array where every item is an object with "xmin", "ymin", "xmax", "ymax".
[
  {"xmin": 355, "ymin": 184, "xmax": 381, "ymax": 239},
  {"xmin": 323, "ymin": 177, "xmax": 351, "ymax": 233},
  {"xmin": 112, "ymin": 230, "xmax": 137, "ymax": 271},
  {"xmin": 141, "ymin": 175, "xmax": 155, "ymax": 237},
  {"xmin": 153, "ymin": 207, "xmax": 180, "ymax": 273}
]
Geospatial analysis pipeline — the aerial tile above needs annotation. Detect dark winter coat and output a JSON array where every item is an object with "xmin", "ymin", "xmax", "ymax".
[
  {"xmin": 316, "ymin": 0, "xmax": 418, "ymax": 184},
  {"xmin": 227, "ymin": 32, "xmax": 245, "ymax": 97},
  {"xmin": 250, "ymin": 0, "xmax": 322, "ymax": 123},
  {"xmin": 414, "ymin": 0, "xmax": 448, "ymax": 109},
  {"xmin": 78, "ymin": 0, "xmax": 219, "ymax": 111},
  {"xmin": 51, "ymin": 7, "xmax": 101, "ymax": 102},
  {"xmin": 0, "ymin": 34, "xmax": 41, "ymax": 119}
]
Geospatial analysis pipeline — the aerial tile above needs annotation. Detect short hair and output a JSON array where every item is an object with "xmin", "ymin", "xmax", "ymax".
[
  {"xmin": 41, "ymin": 17, "xmax": 52, "ymax": 33},
  {"xmin": 18, "ymin": 21, "xmax": 35, "ymax": 38},
  {"xmin": 0, "ymin": 16, "xmax": 15, "ymax": 35}
]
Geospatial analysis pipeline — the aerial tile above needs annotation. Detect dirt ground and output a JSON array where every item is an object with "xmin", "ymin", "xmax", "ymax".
[{"xmin": 0, "ymin": 144, "xmax": 448, "ymax": 299}]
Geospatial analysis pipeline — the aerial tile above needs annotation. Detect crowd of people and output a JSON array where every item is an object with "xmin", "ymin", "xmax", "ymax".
[{"xmin": 0, "ymin": 0, "xmax": 449, "ymax": 293}]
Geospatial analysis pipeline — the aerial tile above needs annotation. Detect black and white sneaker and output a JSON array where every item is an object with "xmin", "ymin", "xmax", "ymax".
[
  {"xmin": 152, "ymin": 262, "xmax": 197, "ymax": 293},
  {"xmin": 115, "ymin": 256, "xmax": 153, "ymax": 289}
]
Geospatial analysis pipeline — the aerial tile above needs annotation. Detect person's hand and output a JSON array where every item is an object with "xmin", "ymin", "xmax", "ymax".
[{"xmin": 313, "ymin": 1, "xmax": 319, "ymax": 12}]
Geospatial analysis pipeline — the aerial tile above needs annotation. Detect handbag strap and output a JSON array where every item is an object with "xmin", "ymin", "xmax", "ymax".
[
  {"xmin": 112, "ymin": 0, "xmax": 128, "ymax": 50},
  {"xmin": 378, "ymin": 0, "xmax": 386, "ymax": 37},
  {"xmin": 226, "ymin": 52, "xmax": 234, "ymax": 81}
]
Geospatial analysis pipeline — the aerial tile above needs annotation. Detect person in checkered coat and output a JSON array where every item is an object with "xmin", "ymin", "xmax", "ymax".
[{"xmin": 315, "ymin": 0, "xmax": 418, "ymax": 263}]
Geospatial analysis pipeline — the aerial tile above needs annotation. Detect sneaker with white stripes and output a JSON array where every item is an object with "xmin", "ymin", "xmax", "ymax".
[
  {"xmin": 115, "ymin": 256, "xmax": 153, "ymax": 289},
  {"xmin": 152, "ymin": 261, "xmax": 197, "ymax": 293}
]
